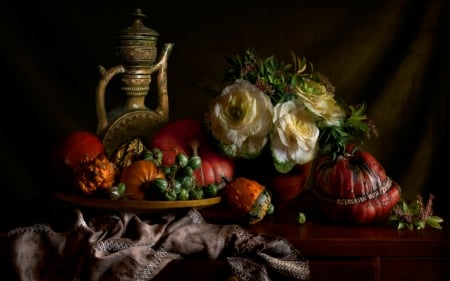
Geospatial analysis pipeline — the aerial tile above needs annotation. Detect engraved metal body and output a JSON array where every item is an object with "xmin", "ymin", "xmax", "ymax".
[{"xmin": 95, "ymin": 8, "xmax": 174, "ymax": 156}]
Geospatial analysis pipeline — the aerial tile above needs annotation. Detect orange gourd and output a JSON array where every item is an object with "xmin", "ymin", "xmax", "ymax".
[
  {"xmin": 119, "ymin": 160, "xmax": 165, "ymax": 200},
  {"xmin": 224, "ymin": 177, "xmax": 274, "ymax": 224},
  {"xmin": 73, "ymin": 154, "xmax": 117, "ymax": 195}
]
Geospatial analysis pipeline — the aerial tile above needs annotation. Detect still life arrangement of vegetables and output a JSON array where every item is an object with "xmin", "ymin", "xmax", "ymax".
[
  {"xmin": 52, "ymin": 118, "xmax": 272, "ymax": 224},
  {"xmin": 53, "ymin": 119, "xmax": 232, "ymax": 202},
  {"xmin": 51, "ymin": 48, "xmax": 443, "ymax": 229}
]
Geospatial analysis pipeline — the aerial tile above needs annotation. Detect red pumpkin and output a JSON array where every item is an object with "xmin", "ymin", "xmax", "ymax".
[
  {"xmin": 149, "ymin": 118, "xmax": 235, "ymax": 187},
  {"xmin": 312, "ymin": 144, "xmax": 401, "ymax": 224},
  {"xmin": 52, "ymin": 130, "xmax": 105, "ymax": 169},
  {"xmin": 234, "ymin": 151, "xmax": 312, "ymax": 207},
  {"xmin": 266, "ymin": 163, "xmax": 312, "ymax": 206},
  {"xmin": 50, "ymin": 130, "xmax": 106, "ymax": 189}
]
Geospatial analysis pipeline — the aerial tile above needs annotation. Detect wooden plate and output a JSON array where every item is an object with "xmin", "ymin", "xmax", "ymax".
[{"xmin": 55, "ymin": 191, "xmax": 222, "ymax": 214}]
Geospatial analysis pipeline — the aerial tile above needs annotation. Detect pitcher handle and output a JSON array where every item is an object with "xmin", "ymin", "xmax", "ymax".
[
  {"xmin": 148, "ymin": 43, "xmax": 174, "ymax": 123},
  {"xmin": 95, "ymin": 64, "xmax": 126, "ymax": 136}
]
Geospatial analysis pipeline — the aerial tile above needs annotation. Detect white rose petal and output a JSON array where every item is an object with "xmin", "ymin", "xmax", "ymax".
[
  {"xmin": 271, "ymin": 102, "xmax": 320, "ymax": 165},
  {"xmin": 294, "ymin": 82, "xmax": 345, "ymax": 127},
  {"xmin": 207, "ymin": 79, "xmax": 274, "ymax": 158}
]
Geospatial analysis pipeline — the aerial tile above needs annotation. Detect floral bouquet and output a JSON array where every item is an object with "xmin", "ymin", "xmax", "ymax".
[
  {"xmin": 201, "ymin": 48, "xmax": 444, "ymax": 226},
  {"xmin": 202, "ymin": 48, "xmax": 404, "ymax": 220},
  {"xmin": 204, "ymin": 48, "xmax": 374, "ymax": 174}
]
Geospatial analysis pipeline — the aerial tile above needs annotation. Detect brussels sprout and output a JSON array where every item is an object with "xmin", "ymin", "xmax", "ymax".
[
  {"xmin": 188, "ymin": 156, "xmax": 202, "ymax": 170},
  {"xmin": 204, "ymin": 183, "xmax": 218, "ymax": 198},
  {"xmin": 190, "ymin": 188, "xmax": 204, "ymax": 200},
  {"xmin": 181, "ymin": 176, "xmax": 195, "ymax": 190},
  {"xmin": 176, "ymin": 153, "xmax": 189, "ymax": 167},
  {"xmin": 164, "ymin": 189, "xmax": 177, "ymax": 201},
  {"xmin": 152, "ymin": 178, "xmax": 168, "ymax": 193},
  {"xmin": 178, "ymin": 189, "xmax": 190, "ymax": 200}
]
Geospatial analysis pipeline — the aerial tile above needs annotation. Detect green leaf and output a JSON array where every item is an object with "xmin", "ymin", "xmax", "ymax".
[
  {"xmin": 416, "ymin": 221, "xmax": 425, "ymax": 230},
  {"xmin": 399, "ymin": 200, "xmax": 409, "ymax": 212},
  {"xmin": 428, "ymin": 215, "xmax": 444, "ymax": 223},
  {"xmin": 388, "ymin": 214, "xmax": 399, "ymax": 222},
  {"xmin": 273, "ymin": 159, "xmax": 296, "ymax": 174},
  {"xmin": 388, "ymin": 195, "xmax": 444, "ymax": 231},
  {"xmin": 426, "ymin": 216, "xmax": 444, "ymax": 229}
]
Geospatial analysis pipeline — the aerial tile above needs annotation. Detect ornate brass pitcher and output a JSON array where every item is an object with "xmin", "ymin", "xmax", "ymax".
[{"xmin": 95, "ymin": 8, "xmax": 174, "ymax": 156}]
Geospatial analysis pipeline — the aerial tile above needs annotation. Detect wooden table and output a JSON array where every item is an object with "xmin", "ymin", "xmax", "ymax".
[
  {"xmin": 2, "ymin": 191, "xmax": 449, "ymax": 281},
  {"xmin": 194, "ymin": 190, "xmax": 449, "ymax": 281},
  {"xmin": 245, "ymin": 205, "xmax": 450, "ymax": 281}
]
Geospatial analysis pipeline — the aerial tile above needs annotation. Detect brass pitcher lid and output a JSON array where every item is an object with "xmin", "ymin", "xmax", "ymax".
[{"xmin": 116, "ymin": 8, "xmax": 159, "ymax": 41}]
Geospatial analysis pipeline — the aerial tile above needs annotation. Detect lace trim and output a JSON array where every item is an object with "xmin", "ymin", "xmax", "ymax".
[
  {"xmin": 134, "ymin": 248, "xmax": 169, "ymax": 281},
  {"xmin": 187, "ymin": 208, "xmax": 206, "ymax": 224},
  {"xmin": 7, "ymin": 224, "xmax": 52, "ymax": 237},
  {"xmin": 313, "ymin": 176, "xmax": 393, "ymax": 205},
  {"xmin": 93, "ymin": 240, "xmax": 131, "ymax": 253},
  {"xmin": 259, "ymin": 252, "xmax": 310, "ymax": 280},
  {"xmin": 227, "ymin": 257, "xmax": 269, "ymax": 281}
]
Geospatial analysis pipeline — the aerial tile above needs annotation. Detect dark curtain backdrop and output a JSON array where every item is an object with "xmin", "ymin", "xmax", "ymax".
[{"xmin": 1, "ymin": 0, "xmax": 448, "ymax": 228}]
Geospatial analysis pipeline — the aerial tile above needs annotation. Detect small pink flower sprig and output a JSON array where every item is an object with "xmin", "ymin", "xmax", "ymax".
[{"xmin": 388, "ymin": 194, "xmax": 444, "ymax": 230}]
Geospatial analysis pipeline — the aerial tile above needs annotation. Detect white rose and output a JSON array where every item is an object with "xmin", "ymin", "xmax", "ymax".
[
  {"xmin": 294, "ymin": 80, "xmax": 345, "ymax": 127},
  {"xmin": 271, "ymin": 100, "xmax": 320, "ymax": 172},
  {"xmin": 207, "ymin": 79, "xmax": 274, "ymax": 158}
]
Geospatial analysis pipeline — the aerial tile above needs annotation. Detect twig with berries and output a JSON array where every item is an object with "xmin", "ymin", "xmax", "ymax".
[{"xmin": 388, "ymin": 194, "xmax": 444, "ymax": 230}]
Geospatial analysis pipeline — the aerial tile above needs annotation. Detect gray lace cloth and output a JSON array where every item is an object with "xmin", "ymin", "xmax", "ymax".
[{"xmin": 7, "ymin": 208, "xmax": 309, "ymax": 281}]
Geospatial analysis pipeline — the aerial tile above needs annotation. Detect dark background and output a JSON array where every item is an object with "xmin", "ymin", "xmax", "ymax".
[{"xmin": 0, "ymin": 0, "xmax": 448, "ymax": 228}]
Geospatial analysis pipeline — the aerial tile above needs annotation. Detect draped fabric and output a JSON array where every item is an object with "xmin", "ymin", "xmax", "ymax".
[
  {"xmin": 0, "ymin": 0, "xmax": 448, "ymax": 230},
  {"xmin": 6, "ymin": 208, "xmax": 309, "ymax": 281}
]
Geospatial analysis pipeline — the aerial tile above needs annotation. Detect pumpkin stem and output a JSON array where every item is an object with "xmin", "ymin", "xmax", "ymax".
[{"xmin": 188, "ymin": 139, "xmax": 200, "ymax": 156}]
